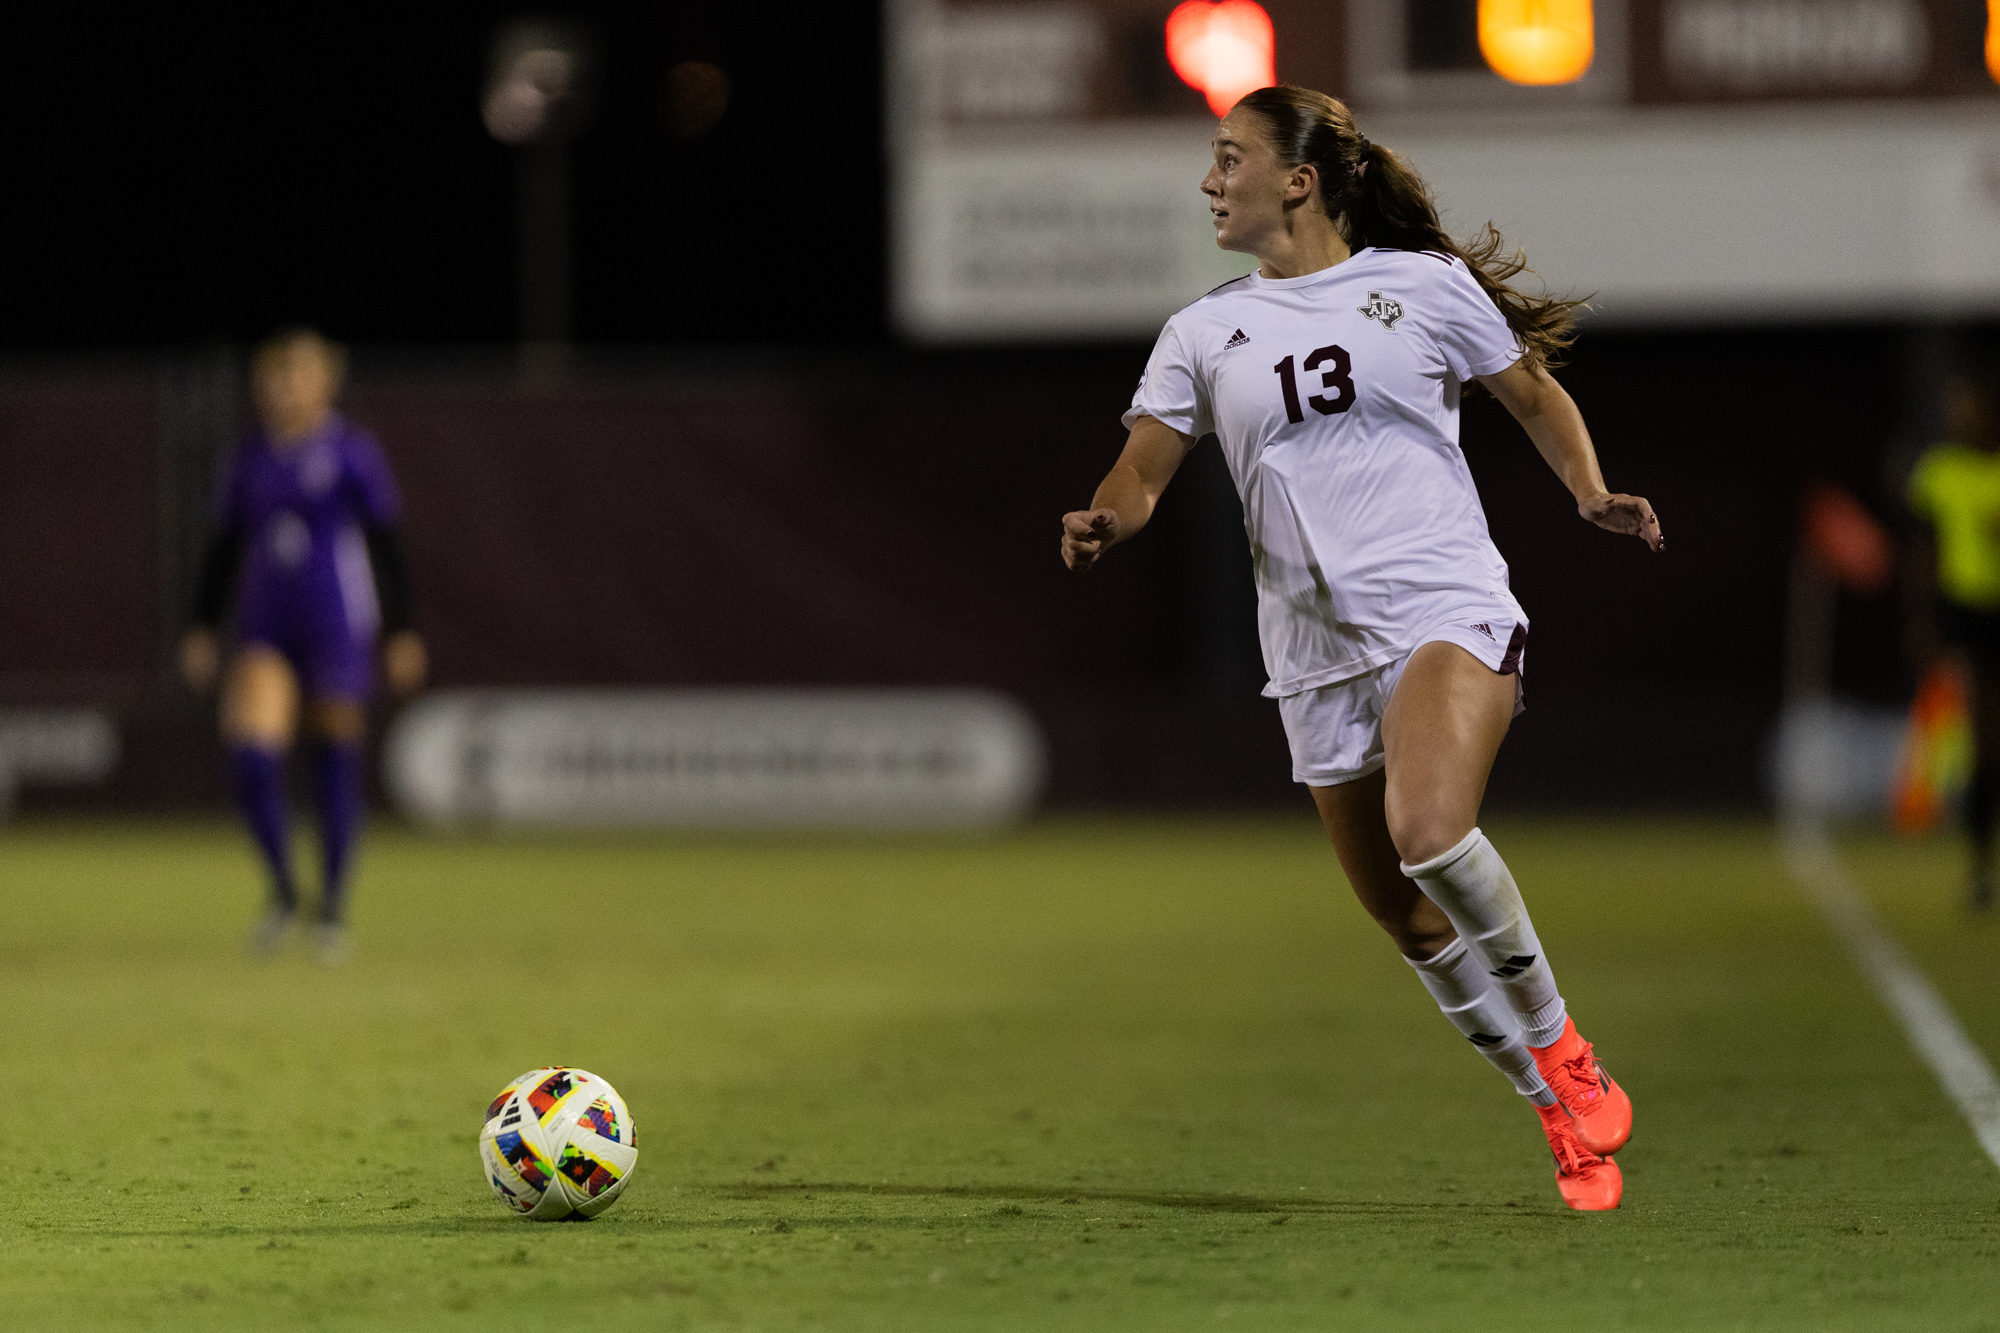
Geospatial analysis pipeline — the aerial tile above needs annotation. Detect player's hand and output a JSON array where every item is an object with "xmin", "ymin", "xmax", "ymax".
[
  {"xmin": 1580, "ymin": 492, "xmax": 1664, "ymax": 553},
  {"xmin": 178, "ymin": 628, "xmax": 220, "ymax": 692},
  {"xmin": 383, "ymin": 631, "xmax": 429, "ymax": 697},
  {"xmin": 1061, "ymin": 509, "xmax": 1122, "ymax": 572}
]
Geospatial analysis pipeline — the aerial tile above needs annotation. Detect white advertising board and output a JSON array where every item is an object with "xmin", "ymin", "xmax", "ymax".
[
  {"xmin": 384, "ymin": 688, "xmax": 1047, "ymax": 830},
  {"xmin": 0, "ymin": 710, "xmax": 119, "ymax": 814}
]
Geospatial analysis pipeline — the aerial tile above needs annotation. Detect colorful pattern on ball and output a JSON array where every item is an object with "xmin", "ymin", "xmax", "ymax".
[
  {"xmin": 580, "ymin": 1097, "xmax": 622, "ymax": 1143},
  {"xmin": 528, "ymin": 1070, "xmax": 585, "ymax": 1124},
  {"xmin": 493, "ymin": 1130, "xmax": 553, "ymax": 1192},
  {"xmin": 484, "ymin": 1086, "xmax": 517, "ymax": 1123},
  {"xmin": 557, "ymin": 1142, "xmax": 623, "ymax": 1198},
  {"xmin": 488, "ymin": 1164, "xmax": 532, "ymax": 1213}
]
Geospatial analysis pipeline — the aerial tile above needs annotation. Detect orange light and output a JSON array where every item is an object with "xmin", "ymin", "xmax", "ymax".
[
  {"xmin": 1478, "ymin": 0, "xmax": 1594, "ymax": 86},
  {"xmin": 1988, "ymin": 0, "xmax": 1999, "ymax": 83},
  {"xmin": 1165, "ymin": 0, "xmax": 1276, "ymax": 117}
]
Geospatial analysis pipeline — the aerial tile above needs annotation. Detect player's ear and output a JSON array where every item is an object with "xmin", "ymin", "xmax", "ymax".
[{"xmin": 1285, "ymin": 161, "xmax": 1319, "ymax": 206}]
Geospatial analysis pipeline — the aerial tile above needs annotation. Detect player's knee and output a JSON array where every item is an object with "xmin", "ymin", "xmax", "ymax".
[
  {"xmin": 221, "ymin": 689, "xmax": 294, "ymax": 748},
  {"xmin": 221, "ymin": 716, "xmax": 291, "ymax": 749},
  {"xmin": 1385, "ymin": 808, "xmax": 1473, "ymax": 870},
  {"xmin": 306, "ymin": 700, "xmax": 365, "ymax": 742}
]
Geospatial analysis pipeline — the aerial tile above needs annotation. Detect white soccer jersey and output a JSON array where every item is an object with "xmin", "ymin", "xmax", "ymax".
[{"xmin": 1124, "ymin": 247, "xmax": 1528, "ymax": 698}]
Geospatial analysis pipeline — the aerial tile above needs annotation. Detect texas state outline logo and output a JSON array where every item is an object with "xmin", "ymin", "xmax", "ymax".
[{"xmin": 1357, "ymin": 291, "xmax": 1404, "ymax": 329}]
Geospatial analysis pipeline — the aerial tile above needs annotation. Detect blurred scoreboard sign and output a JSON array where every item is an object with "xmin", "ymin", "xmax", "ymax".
[
  {"xmin": 889, "ymin": 0, "xmax": 1349, "ymax": 339},
  {"xmin": 889, "ymin": 0, "xmax": 2000, "ymax": 338},
  {"xmin": 1631, "ymin": 0, "xmax": 1997, "ymax": 101}
]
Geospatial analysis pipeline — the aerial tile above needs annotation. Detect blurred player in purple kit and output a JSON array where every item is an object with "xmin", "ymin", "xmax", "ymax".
[{"xmin": 179, "ymin": 329, "xmax": 426, "ymax": 962}]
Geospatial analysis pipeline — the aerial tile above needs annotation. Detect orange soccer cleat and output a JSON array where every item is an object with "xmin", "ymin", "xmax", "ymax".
[
  {"xmin": 1537, "ymin": 1102, "xmax": 1622, "ymax": 1211},
  {"xmin": 1531, "ymin": 1016, "xmax": 1632, "ymax": 1157}
]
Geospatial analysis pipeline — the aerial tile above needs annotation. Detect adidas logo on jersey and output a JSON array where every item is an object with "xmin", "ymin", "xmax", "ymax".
[
  {"xmin": 1357, "ymin": 291, "xmax": 1404, "ymax": 329},
  {"xmin": 1222, "ymin": 329, "xmax": 1250, "ymax": 349}
]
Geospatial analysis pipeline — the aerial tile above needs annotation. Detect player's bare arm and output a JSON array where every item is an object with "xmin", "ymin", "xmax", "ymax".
[
  {"xmin": 179, "ymin": 626, "xmax": 222, "ymax": 691},
  {"xmin": 1479, "ymin": 358, "xmax": 1664, "ymax": 553},
  {"xmin": 1060, "ymin": 414, "xmax": 1195, "ymax": 572},
  {"xmin": 384, "ymin": 629, "xmax": 429, "ymax": 696}
]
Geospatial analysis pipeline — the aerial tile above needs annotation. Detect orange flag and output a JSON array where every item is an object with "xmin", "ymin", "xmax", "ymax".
[{"xmin": 1891, "ymin": 663, "xmax": 1972, "ymax": 833}]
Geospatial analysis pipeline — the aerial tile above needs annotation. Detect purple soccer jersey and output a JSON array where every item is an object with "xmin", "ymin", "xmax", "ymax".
[{"xmin": 213, "ymin": 413, "xmax": 402, "ymax": 700}]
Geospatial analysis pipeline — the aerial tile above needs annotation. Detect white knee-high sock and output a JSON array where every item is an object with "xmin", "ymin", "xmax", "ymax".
[
  {"xmin": 1405, "ymin": 937, "xmax": 1556, "ymax": 1105},
  {"xmin": 1401, "ymin": 828, "xmax": 1568, "ymax": 1048}
]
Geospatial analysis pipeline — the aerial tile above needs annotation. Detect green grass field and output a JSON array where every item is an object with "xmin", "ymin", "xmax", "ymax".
[{"xmin": 1, "ymin": 814, "xmax": 1996, "ymax": 1331}]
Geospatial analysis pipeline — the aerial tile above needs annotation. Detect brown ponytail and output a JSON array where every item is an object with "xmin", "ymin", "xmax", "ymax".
[{"xmin": 1234, "ymin": 85, "xmax": 1586, "ymax": 370}]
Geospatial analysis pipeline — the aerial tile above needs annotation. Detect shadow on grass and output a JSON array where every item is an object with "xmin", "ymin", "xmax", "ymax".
[
  {"xmin": 58, "ymin": 1216, "xmax": 536, "ymax": 1241},
  {"xmin": 721, "ymin": 1179, "xmax": 1533, "ymax": 1218},
  {"xmin": 58, "ymin": 1178, "xmax": 1545, "ymax": 1241}
]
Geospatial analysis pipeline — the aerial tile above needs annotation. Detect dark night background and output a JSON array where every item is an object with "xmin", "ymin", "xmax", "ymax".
[
  {"xmin": 0, "ymin": 4, "xmax": 1981, "ymax": 811},
  {"xmin": 0, "ymin": 5, "xmax": 887, "ymax": 349}
]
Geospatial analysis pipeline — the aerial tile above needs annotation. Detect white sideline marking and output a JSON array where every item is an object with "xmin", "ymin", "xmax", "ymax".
[{"xmin": 1784, "ymin": 820, "xmax": 2000, "ymax": 1169}]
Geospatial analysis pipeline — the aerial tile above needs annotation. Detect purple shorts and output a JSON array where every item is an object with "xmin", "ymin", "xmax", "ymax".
[{"xmin": 237, "ymin": 604, "xmax": 375, "ymax": 702}]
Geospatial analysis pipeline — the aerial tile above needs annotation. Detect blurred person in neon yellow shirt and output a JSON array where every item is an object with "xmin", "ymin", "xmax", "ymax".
[{"xmin": 1909, "ymin": 368, "xmax": 2000, "ymax": 910}]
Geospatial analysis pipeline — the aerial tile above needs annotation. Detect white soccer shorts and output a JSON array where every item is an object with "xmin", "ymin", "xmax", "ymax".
[{"xmin": 1278, "ymin": 614, "xmax": 1528, "ymax": 786}]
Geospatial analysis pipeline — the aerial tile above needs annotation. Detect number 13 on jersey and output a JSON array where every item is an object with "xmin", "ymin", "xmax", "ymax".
[{"xmin": 1274, "ymin": 345, "xmax": 1355, "ymax": 425}]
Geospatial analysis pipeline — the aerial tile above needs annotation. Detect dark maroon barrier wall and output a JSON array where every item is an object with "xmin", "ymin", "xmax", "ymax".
[
  {"xmin": 0, "ymin": 368, "xmax": 158, "ymax": 690},
  {"xmin": 350, "ymin": 370, "xmax": 1062, "ymax": 691}
]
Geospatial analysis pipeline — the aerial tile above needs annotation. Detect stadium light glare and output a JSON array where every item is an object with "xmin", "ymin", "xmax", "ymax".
[
  {"xmin": 1478, "ymin": 0, "xmax": 1594, "ymax": 86},
  {"xmin": 1165, "ymin": 0, "xmax": 1276, "ymax": 117},
  {"xmin": 484, "ymin": 47, "xmax": 578, "ymax": 145},
  {"xmin": 483, "ymin": 21, "xmax": 593, "ymax": 146}
]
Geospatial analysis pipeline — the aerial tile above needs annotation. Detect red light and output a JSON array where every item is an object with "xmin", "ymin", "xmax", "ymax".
[
  {"xmin": 1802, "ymin": 483, "xmax": 1892, "ymax": 594},
  {"xmin": 1166, "ymin": 0, "xmax": 1276, "ymax": 117}
]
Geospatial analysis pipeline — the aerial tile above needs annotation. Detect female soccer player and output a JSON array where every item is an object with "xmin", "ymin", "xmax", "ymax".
[
  {"xmin": 180, "ymin": 329, "xmax": 426, "ymax": 963},
  {"xmin": 1908, "ymin": 368, "xmax": 2000, "ymax": 911},
  {"xmin": 1060, "ymin": 87, "xmax": 1662, "ymax": 1210}
]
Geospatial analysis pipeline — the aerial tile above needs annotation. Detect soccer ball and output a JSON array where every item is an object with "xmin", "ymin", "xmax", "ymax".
[{"xmin": 479, "ymin": 1066, "xmax": 637, "ymax": 1220}]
